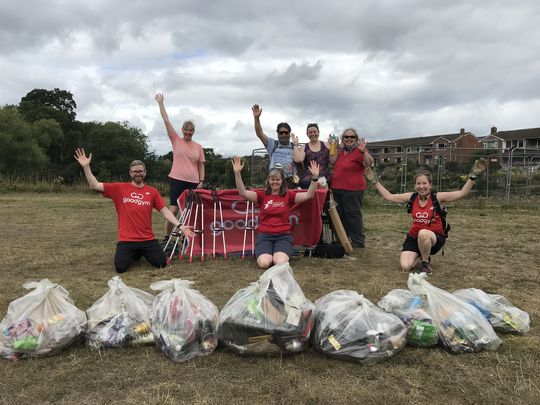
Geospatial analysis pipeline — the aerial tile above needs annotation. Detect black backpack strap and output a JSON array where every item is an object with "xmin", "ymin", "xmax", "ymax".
[{"xmin": 406, "ymin": 192, "xmax": 418, "ymax": 213}]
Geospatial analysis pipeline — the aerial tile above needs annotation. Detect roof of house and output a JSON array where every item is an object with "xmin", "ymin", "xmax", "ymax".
[
  {"xmin": 369, "ymin": 132, "xmax": 477, "ymax": 147},
  {"xmin": 489, "ymin": 127, "xmax": 540, "ymax": 140}
]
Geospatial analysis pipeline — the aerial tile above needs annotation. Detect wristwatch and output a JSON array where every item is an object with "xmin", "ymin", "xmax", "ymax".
[{"xmin": 311, "ymin": 176, "xmax": 319, "ymax": 182}]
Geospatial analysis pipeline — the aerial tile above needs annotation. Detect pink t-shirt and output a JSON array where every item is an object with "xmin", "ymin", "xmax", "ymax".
[
  {"xmin": 102, "ymin": 183, "xmax": 166, "ymax": 241},
  {"xmin": 168, "ymin": 131, "xmax": 205, "ymax": 183},
  {"xmin": 331, "ymin": 148, "xmax": 367, "ymax": 191},
  {"xmin": 255, "ymin": 190, "xmax": 297, "ymax": 234}
]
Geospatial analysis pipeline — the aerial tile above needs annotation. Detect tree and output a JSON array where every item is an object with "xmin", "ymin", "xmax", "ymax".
[{"xmin": 18, "ymin": 88, "xmax": 77, "ymax": 128}]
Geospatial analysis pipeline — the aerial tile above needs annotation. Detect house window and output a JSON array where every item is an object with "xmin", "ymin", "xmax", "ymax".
[
  {"xmin": 484, "ymin": 141, "xmax": 498, "ymax": 149},
  {"xmin": 396, "ymin": 157, "xmax": 401, "ymax": 164},
  {"xmin": 435, "ymin": 143, "xmax": 446, "ymax": 150},
  {"xmin": 396, "ymin": 147, "xmax": 402, "ymax": 153},
  {"xmin": 383, "ymin": 147, "xmax": 389, "ymax": 153}
]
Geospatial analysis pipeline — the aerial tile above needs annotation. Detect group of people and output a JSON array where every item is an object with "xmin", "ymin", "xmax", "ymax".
[{"xmin": 75, "ymin": 94, "xmax": 487, "ymax": 274}]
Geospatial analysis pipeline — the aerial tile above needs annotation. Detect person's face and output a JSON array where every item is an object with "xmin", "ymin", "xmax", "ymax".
[
  {"xmin": 129, "ymin": 165, "xmax": 146, "ymax": 184},
  {"xmin": 342, "ymin": 130, "xmax": 357, "ymax": 146},
  {"xmin": 414, "ymin": 175, "xmax": 432, "ymax": 197},
  {"xmin": 277, "ymin": 127, "xmax": 290, "ymax": 145},
  {"xmin": 307, "ymin": 126, "xmax": 320, "ymax": 141},
  {"xmin": 268, "ymin": 174, "xmax": 283, "ymax": 191},
  {"xmin": 182, "ymin": 125, "xmax": 195, "ymax": 139}
]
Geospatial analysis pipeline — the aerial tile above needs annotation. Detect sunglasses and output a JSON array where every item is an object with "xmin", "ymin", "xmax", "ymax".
[
  {"xmin": 343, "ymin": 136, "xmax": 357, "ymax": 140},
  {"xmin": 278, "ymin": 131, "xmax": 290, "ymax": 135}
]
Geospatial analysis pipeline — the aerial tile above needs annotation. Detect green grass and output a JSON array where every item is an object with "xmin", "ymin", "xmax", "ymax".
[{"xmin": 0, "ymin": 193, "xmax": 539, "ymax": 404}]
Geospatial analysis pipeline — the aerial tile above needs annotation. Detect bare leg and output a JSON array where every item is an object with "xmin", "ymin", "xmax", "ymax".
[
  {"xmin": 272, "ymin": 252, "xmax": 289, "ymax": 265},
  {"xmin": 257, "ymin": 254, "xmax": 273, "ymax": 269},
  {"xmin": 417, "ymin": 229, "xmax": 436, "ymax": 262},
  {"xmin": 400, "ymin": 251, "xmax": 420, "ymax": 272}
]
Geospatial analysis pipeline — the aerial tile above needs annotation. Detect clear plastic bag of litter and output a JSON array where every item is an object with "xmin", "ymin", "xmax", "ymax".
[
  {"xmin": 312, "ymin": 290, "xmax": 407, "ymax": 364},
  {"xmin": 453, "ymin": 288, "xmax": 530, "ymax": 334},
  {"xmin": 150, "ymin": 279, "xmax": 219, "ymax": 362},
  {"xmin": 217, "ymin": 263, "xmax": 315, "ymax": 356},
  {"xmin": 407, "ymin": 273, "xmax": 501, "ymax": 354},
  {"xmin": 0, "ymin": 279, "xmax": 87, "ymax": 361},
  {"xmin": 378, "ymin": 289, "xmax": 438, "ymax": 347},
  {"xmin": 85, "ymin": 276, "xmax": 154, "ymax": 350}
]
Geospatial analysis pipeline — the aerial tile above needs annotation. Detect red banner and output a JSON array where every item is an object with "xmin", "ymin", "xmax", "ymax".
[{"xmin": 177, "ymin": 189, "xmax": 327, "ymax": 255}]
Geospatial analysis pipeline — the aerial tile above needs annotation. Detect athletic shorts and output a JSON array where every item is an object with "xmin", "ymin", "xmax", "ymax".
[
  {"xmin": 402, "ymin": 233, "xmax": 446, "ymax": 256},
  {"xmin": 169, "ymin": 178, "xmax": 198, "ymax": 206},
  {"xmin": 255, "ymin": 232, "xmax": 293, "ymax": 258}
]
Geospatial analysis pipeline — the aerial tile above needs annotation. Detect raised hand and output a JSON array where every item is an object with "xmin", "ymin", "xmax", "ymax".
[
  {"xmin": 155, "ymin": 93, "xmax": 164, "ymax": 103},
  {"xmin": 307, "ymin": 160, "xmax": 320, "ymax": 177},
  {"xmin": 231, "ymin": 156, "xmax": 244, "ymax": 173},
  {"xmin": 291, "ymin": 133, "xmax": 299, "ymax": 145},
  {"xmin": 74, "ymin": 148, "xmax": 92, "ymax": 168},
  {"xmin": 252, "ymin": 104, "xmax": 262, "ymax": 118},
  {"xmin": 471, "ymin": 157, "xmax": 488, "ymax": 176},
  {"xmin": 365, "ymin": 166, "xmax": 379, "ymax": 185},
  {"xmin": 357, "ymin": 137, "xmax": 367, "ymax": 153}
]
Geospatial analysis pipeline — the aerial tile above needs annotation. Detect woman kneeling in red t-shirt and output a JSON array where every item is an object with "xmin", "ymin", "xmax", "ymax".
[{"xmin": 232, "ymin": 157, "xmax": 320, "ymax": 269}]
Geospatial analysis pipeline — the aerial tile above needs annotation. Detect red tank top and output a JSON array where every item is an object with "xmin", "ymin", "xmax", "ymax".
[{"xmin": 408, "ymin": 194, "xmax": 445, "ymax": 237}]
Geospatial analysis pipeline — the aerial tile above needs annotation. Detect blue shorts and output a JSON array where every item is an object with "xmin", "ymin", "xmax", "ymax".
[
  {"xmin": 255, "ymin": 233, "xmax": 293, "ymax": 257},
  {"xmin": 169, "ymin": 178, "xmax": 198, "ymax": 206},
  {"xmin": 402, "ymin": 234, "xmax": 446, "ymax": 256}
]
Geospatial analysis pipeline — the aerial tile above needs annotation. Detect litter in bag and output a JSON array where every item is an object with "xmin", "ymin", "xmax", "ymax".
[
  {"xmin": 150, "ymin": 279, "xmax": 219, "ymax": 362},
  {"xmin": 86, "ymin": 276, "xmax": 154, "ymax": 349},
  {"xmin": 0, "ymin": 279, "xmax": 86, "ymax": 360},
  {"xmin": 453, "ymin": 288, "xmax": 530, "ymax": 334},
  {"xmin": 378, "ymin": 289, "xmax": 438, "ymax": 347},
  {"xmin": 407, "ymin": 273, "xmax": 501, "ymax": 354},
  {"xmin": 312, "ymin": 290, "xmax": 407, "ymax": 363},
  {"xmin": 217, "ymin": 263, "xmax": 314, "ymax": 356}
]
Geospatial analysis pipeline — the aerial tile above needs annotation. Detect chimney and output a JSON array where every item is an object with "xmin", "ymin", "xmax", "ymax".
[
  {"xmin": 460, "ymin": 128, "xmax": 465, "ymax": 135},
  {"xmin": 491, "ymin": 126, "xmax": 497, "ymax": 135}
]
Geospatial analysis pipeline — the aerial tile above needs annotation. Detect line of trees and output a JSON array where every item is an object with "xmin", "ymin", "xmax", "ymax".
[{"xmin": 0, "ymin": 88, "xmax": 236, "ymax": 188}]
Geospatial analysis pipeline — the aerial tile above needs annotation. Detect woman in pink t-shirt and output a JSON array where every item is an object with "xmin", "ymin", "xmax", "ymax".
[
  {"xmin": 155, "ymin": 93, "xmax": 206, "ymax": 239},
  {"xmin": 366, "ymin": 159, "xmax": 487, "ymax": 273},
  {"xmin": 232, "ymin": 157, "xmax": 320, "ymax": 269}
]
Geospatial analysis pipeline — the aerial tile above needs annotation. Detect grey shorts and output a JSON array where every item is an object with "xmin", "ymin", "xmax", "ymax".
[{"xmin": 255, "ymin": 233, "xmax": 293, "ymax": 257}]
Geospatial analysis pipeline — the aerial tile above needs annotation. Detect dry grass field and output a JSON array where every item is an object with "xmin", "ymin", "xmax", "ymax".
[{"xmin": 0, "ymin": 192, "xmax": 538, "ymax": 405}]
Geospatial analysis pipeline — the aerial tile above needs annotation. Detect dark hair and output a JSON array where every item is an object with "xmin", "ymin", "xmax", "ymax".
[
  {"xmin": 276, "ymin": 122, "xmax": 291, "ymax": 132},
  {"xmin": 306, "ymin": 123, "xmax": 319, "ymax": 132},
  {"xmin": 265, "ymin": 168, "xmax": 288, "ymax": 196},
  {"xmin": 414, "ymin": 170, "xmax": 432, "ymax": 184}
]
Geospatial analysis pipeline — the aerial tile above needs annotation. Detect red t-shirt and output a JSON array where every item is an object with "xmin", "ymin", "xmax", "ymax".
[
  {"xmin": 255, "ymin": 190, "xmax": 297, "ymax": 234},
  {"xmin": 331, "ymin": 148, "xmax": 367, "ymax": 191},
  {"xmin": 408, "ymin": 194, "xmax": 445, "ymax": 238},
  {"xmin": 102, "ymin": 183, "xmax": 166, "ymax": 241}
]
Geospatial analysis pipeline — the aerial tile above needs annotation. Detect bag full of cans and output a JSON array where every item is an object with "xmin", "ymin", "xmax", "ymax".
[
  {"xmin": 85, "ymin": 276, "xmax": 154, "ymax": 349},
  {"xmin": 378, "ymin": 289, "xmax": 438, "ymax": 347},
  {"xmin": 311, "ymin": 290, "xmax": 407, "ymax": 364},
  {"xmin": 453, "ymin": 288, "xmax": 530, "ymax": 334},
  {"xmin": 0, "ymin": 279, "xmax": 86, "ymax": 360},
  {"xmin": 407, "ymin": 273, "xmax": 501, "ymax": 354},
  {"xmin": 217, "ymin": 263, "xmax": 314, "ymax": 356},
  {"xmin": 150, "ymin": 279, "xmax": 219, "ymax": 362}
]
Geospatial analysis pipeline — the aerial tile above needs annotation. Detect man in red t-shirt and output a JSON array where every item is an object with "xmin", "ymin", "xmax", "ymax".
[{"xmin": 75, "ymin": 148, "xmax": 194, "ymax": 273}]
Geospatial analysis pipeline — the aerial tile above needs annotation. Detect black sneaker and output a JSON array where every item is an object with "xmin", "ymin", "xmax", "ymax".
[{"xmin": 421, "ymin": 260, "xmax": 432, "ymax": 274}]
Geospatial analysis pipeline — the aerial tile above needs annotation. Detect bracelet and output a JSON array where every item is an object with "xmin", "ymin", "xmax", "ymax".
[
  {"xmin": 199, "ymin": 180, "xmax": 204, "ymax": 183},
  {"xmin": 311, "ymin": 176, "xmax": 319, "ymax": 182},
  {"xmin": 469, "ymin": 175, "xmax": 477, "ymax": 181}
]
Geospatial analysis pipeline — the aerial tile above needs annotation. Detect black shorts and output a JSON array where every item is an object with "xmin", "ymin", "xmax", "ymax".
[
  {"xmin": 255, "ymin": 233, "xmax": 293, "ymax": 257},
  {"xmin": 402, "ymin": 233, "xmax": 446, "ymax": 256},
  {"xmin": 169, "ymin": 178, "xmax": 198, "ymax": 206}
]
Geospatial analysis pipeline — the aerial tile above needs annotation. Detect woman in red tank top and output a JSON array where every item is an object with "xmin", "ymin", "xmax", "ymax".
[{"xmin": 365, "ymin": 159, "xmax": 487, "ymax": 273}]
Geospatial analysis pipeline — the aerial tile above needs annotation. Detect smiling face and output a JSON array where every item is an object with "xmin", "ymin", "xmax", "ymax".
[
  {"xmin": 265, "ymin": 169, "xmax": 287, "ymax": 195},
  {"xmin": 276, "ymin": 123, "xmax": 291, "ymax": 145},
  {"xmin": 342, "ymin": 129, "xmax": 358, "ymax": 147},
  {"xmin": 129, "ymin": 164, "xmax": 146, "ymax": 186},
  {"xmin": 306, "ymin": 125, "xmax": 320, "ymax": 142},
  {"xmin": 182, "ymin": 122, "xmax": 195, "ymax": 141},
  {"xmin": 414, "ymin": 174, "xmax": 432, "ymax": 199}
]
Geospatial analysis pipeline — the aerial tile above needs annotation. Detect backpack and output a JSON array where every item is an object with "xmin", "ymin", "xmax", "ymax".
[
  {"xmin": 406, "ymin": 192, "xmax": 450, "ymax": 237},
  {"xmin": 304, "ymin": 242, "xmax": 346, "ymax": 259}
]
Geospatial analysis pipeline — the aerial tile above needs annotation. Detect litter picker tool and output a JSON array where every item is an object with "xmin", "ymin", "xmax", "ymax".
[
  {"xmin": 241, "ymin": 199, "xmax": 255, "ymax": 260},
  {"xmin": 211, "ymin": 189, "xmax": 227, "ymax": 259}
]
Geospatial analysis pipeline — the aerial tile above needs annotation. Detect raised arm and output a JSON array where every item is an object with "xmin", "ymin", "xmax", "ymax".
[
  {"xmin": 74, "ymin": 148, "xmax": 104, "ymax": 192},
  {"xmin": 232, "ymin": 157, "xmax": 257, "ymax": 202},
  {"xmin": 295, "ymin": 161, "xmax": 320, "ymax": 203},
  {"xmin": 365, "ymin": 167, "xmax": 412, "ymax": 203},
  {"xmin": 291, "ymin": 133, "xmax": 305, "ymax": 163},
  {"xmin": 437, "ymin": 158, "xmax": 487, "ymax": 203},
  {"xmin": 252, "ymin": 104, "xmax": 269, "ymax": 147},
  {"xmin": 155, "ymin": 93, "xmax": 176, "ymax": 137},
  {"xmin": 358, "ymin": 137, "xmax": 374, "ymax": 167}
]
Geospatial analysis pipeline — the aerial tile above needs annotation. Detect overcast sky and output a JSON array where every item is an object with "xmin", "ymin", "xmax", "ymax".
[{"xmin": 2, "ymin": 0, "xmax": 540, "ymax": 157}]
